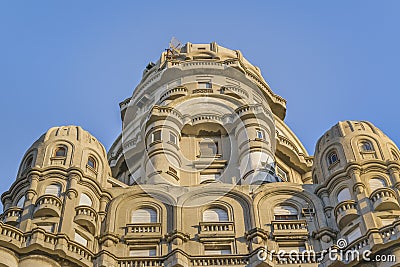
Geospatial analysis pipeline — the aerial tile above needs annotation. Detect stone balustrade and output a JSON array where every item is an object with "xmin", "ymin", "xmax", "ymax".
[
  {"xmin": 2, "ymin": 207, "xmax": 22, "ymax": 225},
  {"xmin": 370, "ymin": 188, "xmax": 400, "ymax": 211},
  {"xmin": 126, "ymin": 223, "xmax": 162, "ymax": 234},
  {"xmin": 33, "ymin": 194, "xmax": 62, "ymax": 217},
  {"xmin": 334, "ymin": 200, "xmax": 358, "ymax": 228}
]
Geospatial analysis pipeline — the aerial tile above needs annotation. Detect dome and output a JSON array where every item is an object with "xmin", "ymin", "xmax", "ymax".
[
  {"xmin": 18, "ymin": 125, "xmax": 110, "ymax": 181},
  {"xmin": 313, "ymin": 121, "xmax": 399, "ymax": 184}
]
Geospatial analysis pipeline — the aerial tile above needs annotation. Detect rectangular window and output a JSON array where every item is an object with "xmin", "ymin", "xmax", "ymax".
[
  {"xmin": 169, "ymin": 132, "xmax": 177, "ymax": 144},
  {"xmin": 276, "ymin": 166, "xmax": 288, "ymax": 181},
  {"xmin": 74, "ymin": 232, "xmax": 88, "ymax": 246},
  {"xmin": 347, "ymin": 227, "xmax": 362, "ymax": 243},
  {"xmin": 199, "ymin": 140, "xmax": 218, "ymax": 156},
  {"xmin": 129, "ymin": 168, "xmax": 141, "ymax": 185},
  {"xmin": 274, "ymin": 214, "xmax": 298, "ymax": 221},
  {"xmin": 204, "ymin": 246, "xmax": 231, "ymax": 255},
  {"xmin": 198, "ymin": 82, "xmax": 212, "ymax": 89},
  {"xmin": 45, "ymin": 184, "xmax": 61, "ymax": 197},
  {"xmin": 129, "ymin": 248, "xmax": 156, "ymax": 256},
  {"xmin": 200, "ymin": 173, "xmax": 220, "ymax": 183},
  {"xmin": 38, "ymin": 224, "xmax": 55, "ymax": 233},
  {"xmin": 255, "ymin": 128, "xmax": 265, "ymax": 139},
  {"xmin": 151, "ymin": 130, "xmax": 161, "ymax": 143},
  {"xmin": 380, "ymin": 218, "xmax": 395, "ymax": 226}
]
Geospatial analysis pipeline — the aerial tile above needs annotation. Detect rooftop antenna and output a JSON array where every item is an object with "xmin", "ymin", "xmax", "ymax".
[{"xmin": 166, "ymin": 37, "xmax": 183, "ymax": 60}]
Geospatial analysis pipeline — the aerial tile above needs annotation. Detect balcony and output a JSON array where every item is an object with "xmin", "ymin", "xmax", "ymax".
[
  {"xmin": 370, "ymin": 188, "xmax": 400, "ymax": 211},
  {"xmin": 220, "ymin": 86, "xmax": 249, "ymax": 99},
  {"xmin": 159, "ymin": 86, "xmax": 188, "ymax": 102},
  {"xmin": 125, "ymin": 223, "xmax": 162, "ymax": 244},
  {"xmin": 193, "ymin": 88, "xmax": 213, "ymax": 94},
  {"xmin": 271, "ymin": 220, "xmax": 308, "ymax": 240},
  {"xmin": 334, "ymin": 200, "xmax": 358, "ymax": 228},
  {"xmin": 198, "ymin": 221, "xmax": 235, "ymax": 242},
  {"xmin": 2, "ymin": 207, "xmax": 22, "ymax": 226},
  {"xmin": 74, "ymin": 206, "xmax": 97, "ymax": 234},
  {"xmin": 33, "ymin": 195, "xmax": 62, "ymax": 218},
  {"xmin": 191, "ymin": 255, "xmax": 249, "ymax": 266},
  {"xmin": 118, "ymin": 258, "xmax": 164, "ymax": 267}
]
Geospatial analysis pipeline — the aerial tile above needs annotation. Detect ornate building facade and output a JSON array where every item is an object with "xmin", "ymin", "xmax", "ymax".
[{"xmin": 0, "ymin": 42, "xmax": 399, "ymax": 267}]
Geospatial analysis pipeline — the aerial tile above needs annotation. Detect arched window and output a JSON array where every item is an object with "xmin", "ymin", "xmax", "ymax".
[
  {"xmin": 45, "ymin": 184, "xmax": 61, "ymax": 197},
  {"xmin": 360, "ymin": 141, "xmax": 374, "ymax": 152},
  {"xmin": 79, "ymin": 193, "xmax": 93, "ymax": 207},
  {"xmin": 391, "ymin": 150, "xmax": 399, "ymax": 161},
  {"xmin": 87, "ymin": 156, "xmax": 96, "ymax": 169},
  {"xmin": 327, "ymin": 151, "xmax": 339, "ymax": 166},
  {"xmin": 337, "ymin": 188, "xmax": 351, "ymax": 203},
  {"xmin": 203, "ymin": 208, "xmax": 229, "ymax": 222},
  {"xmin": 16, "ymin": 195, "xmax": 25, "ymax": 208},
  {"xmin": 54, "ymin": 146, "xmax": 67, "ymax": 157},
  {"xmin": 274, "ymin": 205, "xmax": 298, "ymax": 220},
  {"xmin": 25, "ymin": 155, "xmax": 34, "ymax": 170},
  {"xmin": 369, "ymin": 178, "xmax": 386, "ymax": 192},
  {"xmin": 132, "ymin": 208, "xmax": 157, "ymax": 223}
]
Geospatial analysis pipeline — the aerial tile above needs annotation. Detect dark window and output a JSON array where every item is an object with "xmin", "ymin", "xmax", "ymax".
[
  {"xmin": 198, "ymin": 82, "xmax": 212, "ymax": 89},
  {"xmin": 328, "ymin": 151, "xmax": 338, "ymax": 165},
  {"xmin": 152, "ymin": 130, "xmax": 161, "ymax": 142},
  {"xmin": 169, "ymin": 132, "xmax": 177, "ymax": 144},
  {"xmin": 256, "ymin": 129, "xmax": 264, "ymax": 139},
  {"xmin": 360, "ymin": 141, "xmax": 373, "ymax": 152},
  {"xmin": 25, "ymin": 156, "xmax": 33, "ymax": 169},
  {"xmin": 87, "ymin": 156, "xmax": 96, "ymax": 169},
  {"xmin": 55, "ymin": 147, "xmax": 67, "ymax": 157},
  {"xmin": 199, "ymin": 140, "xmax": 218, "ymax": 156},
  {"xmin": 274, "ymin": 214, "xmax": 299, "ymax": 221}
]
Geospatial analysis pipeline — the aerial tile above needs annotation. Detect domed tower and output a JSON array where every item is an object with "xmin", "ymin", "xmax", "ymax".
[
  {"xmin": 313, "ymin": 121, "xmax": 400, "ymax": 263},
  {"xmin": 1, "ymin": 126, "xmax": 112, "ymax": 266},
  {"xmin": 109, "ymin": 42, "xmax": 289, "ymax": 189}
]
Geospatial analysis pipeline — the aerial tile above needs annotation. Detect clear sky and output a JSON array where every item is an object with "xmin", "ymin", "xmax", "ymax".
[{"xmin": 0, "ymin": 1, "xmax": 399, "ymax": 199}]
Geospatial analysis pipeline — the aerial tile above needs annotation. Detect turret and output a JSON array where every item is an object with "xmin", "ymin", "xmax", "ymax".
[
  {"xmin": 313, "ymin": 120, "xmax": 400, "ymax": 263},
  {"xmin": 1, "ymin": 126, "xmax": 112, "ymax": 251}
]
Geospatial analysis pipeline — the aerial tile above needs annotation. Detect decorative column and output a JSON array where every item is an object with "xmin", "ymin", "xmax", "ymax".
[{"xmin": 19, "ymin": 172, "xmax": 40, "ymax": 231}]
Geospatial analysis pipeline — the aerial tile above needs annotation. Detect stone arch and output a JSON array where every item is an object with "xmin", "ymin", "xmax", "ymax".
[
  {"xmin": 17, "ymin": 148, "xmax": 38, "ymax": 177},
  {"xmin": 178, "ymin": 186, "xmax": 254, "ymax": 231},
  {"xmin": 253, "ymin": 185, "xmax": 327, "ymax": 229},
  {"xmin": 105, "ymin": 189, "xmax": 176, "ymax": 234},
  {"xmin": 43, "ymin": 140, "xmax": 75, "ymax": 167},
  {"xmin": 0, "ymin": 247, "xmax": 18, "ymax": 267},
  {"xmin": 318, "ymin": 142, "xmax": 346, "ymax": 179},
  {"xmin": 350, "ymin": 134, "xmax": 384, "ymax": 161}
]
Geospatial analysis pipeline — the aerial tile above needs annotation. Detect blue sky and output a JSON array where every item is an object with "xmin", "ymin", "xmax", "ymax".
[{"xmin": 0, "ymin": 1, "xmax": 399, "ymax": 198}]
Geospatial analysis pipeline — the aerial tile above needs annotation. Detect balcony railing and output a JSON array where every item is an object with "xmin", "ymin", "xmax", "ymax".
[
  {"xmin": 380, "ymin": 223, "xmax": 399, "ymax": 242},
  {"xmin": 33, "ymin": 194, "xmax": 62, "ymax": 218},
  {"xmin": 191, "ymin": 255, "xmax": 249, "ymax": 266},
  {"xmin": 125, "ymin": 223, "xmax": 162, "ymax": 243},
  {"xmin": 118, "ymin": 258, "xmax": 164, "ymax": 267},
  {"xmin": 159, "ymin": 86, "xmax": 188, "ymax": 102},
  {"xmin": 126, "ymin": 223, "xmax": 161, "ymax": 234},
  {"xmin": 74, "ymin": 206, "xmax": 97, "ymax": 234},
  {"xmin": 271, "ymin": 220, "xmax": 309, "ymax": 240},
  {"xmin": 334, "ymin": 200, "xmax": 358, "ymax": 228},
  {"xmin": 2, "ymin": 207, "xmax": 22, "ymax": 226},
  {"xmin": 198, "ymin": 222, "xmax": 235, "ymax": 241},
  {"xmin": 0, "ymin": 222, "xmax": 94, "ymax": 267},
  {"xmin": 199, "ymin": 221, "xmax": 234, "ymax": 232},
  {"xmin": 370, "ymin": 188, "xmax": 400, "ymax": 211},
  {"xmin": 192, "ymin": 88, "xmax": 213, "ymax": 94}
]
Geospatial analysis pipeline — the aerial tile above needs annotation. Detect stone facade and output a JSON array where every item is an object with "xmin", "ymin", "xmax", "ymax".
[{"xmin": 1, "ymin": 42, "xmax": 399, "ymax": 267}]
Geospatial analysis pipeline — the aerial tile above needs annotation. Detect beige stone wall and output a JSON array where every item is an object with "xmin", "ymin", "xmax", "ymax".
[{"xmin": 0, "ymin": 43, "xmax": 399, "ymax": 267}]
